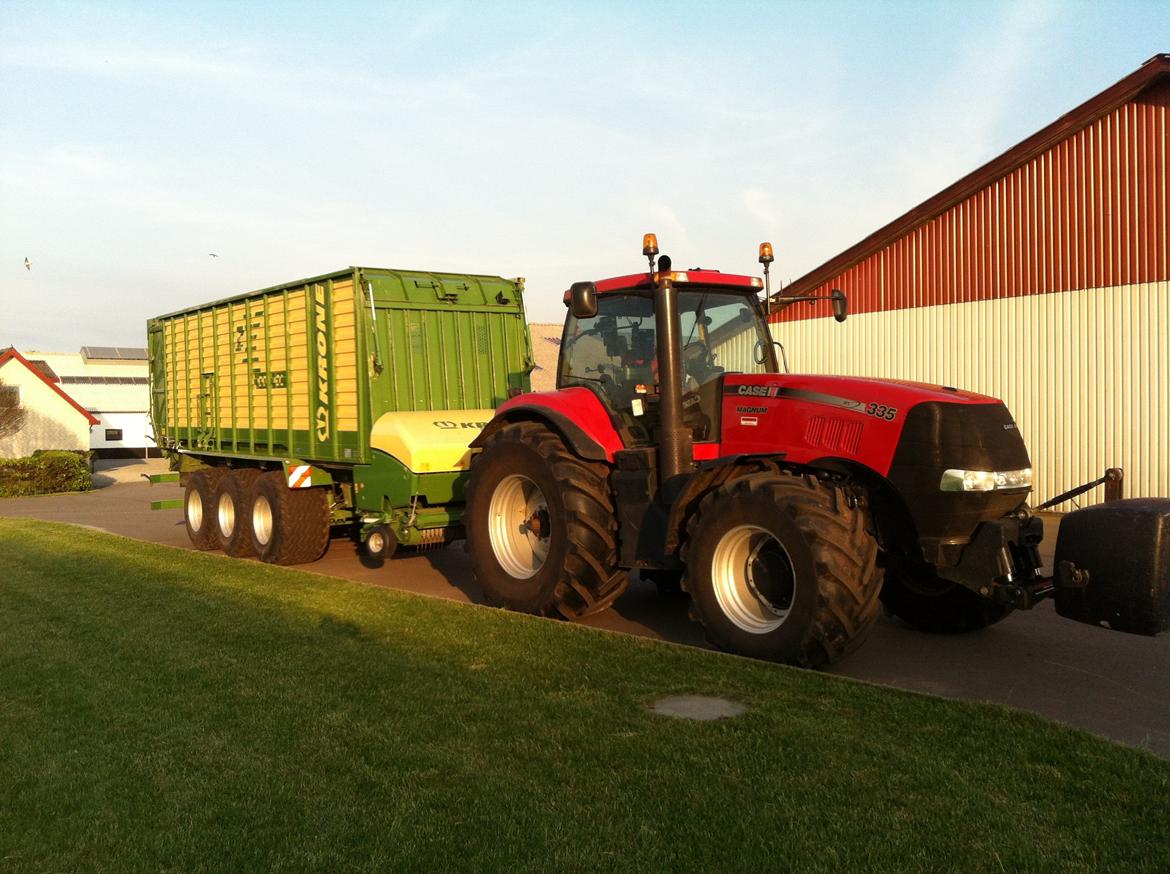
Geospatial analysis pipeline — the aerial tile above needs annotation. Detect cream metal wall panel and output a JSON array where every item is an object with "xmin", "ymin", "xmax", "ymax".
[{"xmin": 774, "ymin": 281, "xmax": 1170, "ymax": 508}]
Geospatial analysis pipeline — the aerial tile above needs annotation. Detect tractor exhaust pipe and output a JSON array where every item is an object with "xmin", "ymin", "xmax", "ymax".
[{"xmin": 652, "ymin": 254, "xmax": 693, "ymax": 499}]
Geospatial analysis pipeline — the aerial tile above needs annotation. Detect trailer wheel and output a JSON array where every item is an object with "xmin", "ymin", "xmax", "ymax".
[
  {"xmin": 214, "ymin": 468, "xmax": 263, "ymax": 557},
  {"xmin": 466, "ymin": 421, "xmax": 628, "ymax": 619},
  {"xmin": 183, "ymin": 468, "xmax": 224, "ymax": 550},
  {"xmin": 880, "ymin": 571, "xmax": 1014, "ymax": 633},
  {"xmin": 683, "ymin": 472, "xmax": 883, "ymax": 667},
  {"xmin": 249, "ymin": 471, "xmax": 331, "ymax": 565}
]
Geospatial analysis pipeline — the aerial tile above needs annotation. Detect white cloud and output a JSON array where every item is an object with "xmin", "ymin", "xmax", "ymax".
[{"xmin": 740, "ymin": 186, "xmax": 781, "ymax": 227}]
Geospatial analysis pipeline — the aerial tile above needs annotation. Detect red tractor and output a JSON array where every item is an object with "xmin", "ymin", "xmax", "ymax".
[{"xmin": 465, "ymin": 236, "xmax": 1169, "ymax": 666}]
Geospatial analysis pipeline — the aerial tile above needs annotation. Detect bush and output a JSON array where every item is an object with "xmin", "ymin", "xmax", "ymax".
[
  {"xmin": 0, "ymin": 451, "xmax": 93, "ymax": 497},
  {"xmin": 31, "ymin": 447, "xmax": 94, "ymax": 472}
]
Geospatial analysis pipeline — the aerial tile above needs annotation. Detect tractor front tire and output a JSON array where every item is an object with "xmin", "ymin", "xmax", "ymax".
[
  {"xmin": 880, "ymin": 571, "xmax": 1014, "ymax": 633},
  {"xmin": 183, "ymin": 468, "xmax": 224, "ymax": 551},
  {"xmin": 465, "ymin": 421, "xmax": 628, "ymax": 619},
  {"xmin": 249, "ymin": 471, "xmax": 331, "ymax": 565},
  {"xmin": 214, "ymin": 468, "xmax": 263, "ymax": 557},
  {"xmin": 683, "ymin": 472, "xmax": 883, "ymax": 667}
]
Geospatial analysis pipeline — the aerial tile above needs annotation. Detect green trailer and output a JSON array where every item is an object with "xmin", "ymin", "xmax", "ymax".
[{"xmin": 148, "ymin": 266, "xmax": 533, "ymax": 562}]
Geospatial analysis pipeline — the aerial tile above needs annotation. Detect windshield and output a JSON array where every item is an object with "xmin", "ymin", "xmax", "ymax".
[{"xmin": 558, "ymin": 289, "xmax": 776, "ymax": 443}]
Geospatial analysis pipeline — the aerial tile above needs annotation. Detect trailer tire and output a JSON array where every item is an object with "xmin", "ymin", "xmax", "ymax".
[
  {"xmin": 683, "ymin": 472, "xmax": 883, "ymax": 667},
  {"xmin": 880, "ymin": 572, "xmax": 1014, "ymax": 633},
  {"xmin": 249, "ymin": 471, "xmax": 331, "ymax": 566},
  {"xmin": 183, "ymin": 468, "xmax": 224, "ymax": 551},
  {"xmin": 214, "ymin": 468, "xmax": 263, "ymax": 557},
  {"xmin": 466, "ymin": 421, "xmax": 628, "ymax": 619}
]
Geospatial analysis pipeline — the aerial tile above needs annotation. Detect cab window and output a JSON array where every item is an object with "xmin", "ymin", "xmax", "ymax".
[{"xmin": 559, "ymin": 289, "xmax": 775, "ymax": 444}]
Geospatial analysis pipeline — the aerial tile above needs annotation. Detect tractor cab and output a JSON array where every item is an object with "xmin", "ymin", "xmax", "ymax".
[{"xmin": 558, "ymin": 272, "xmax": 777, "ymax": 447}]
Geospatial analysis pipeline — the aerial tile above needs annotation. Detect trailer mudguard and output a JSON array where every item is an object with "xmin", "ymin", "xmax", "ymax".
[
  {"xmin": 370, "ymin": 409, "xmax": 495, "ymax": 473},
  {"xmin": 474, "ymin": 388, "xmax": 625, "ymax": 462}
]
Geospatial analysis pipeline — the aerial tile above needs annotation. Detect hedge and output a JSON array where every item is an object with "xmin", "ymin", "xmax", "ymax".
[{"xmin": 0, "ymin": 451, "xmax": 93, "ymax": 497}]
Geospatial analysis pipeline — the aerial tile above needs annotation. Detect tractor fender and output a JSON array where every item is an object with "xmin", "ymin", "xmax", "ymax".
[
  {"xmin": 471, "ymin": 388, "xmax": 625, "ymax": 463},
  {"xmin": 663, "ymin": 455, "xmax": 906, "ymax": 556},
  {"xmin": 663, "ymin": 454, "xmax": 786, "ymax": 554}
]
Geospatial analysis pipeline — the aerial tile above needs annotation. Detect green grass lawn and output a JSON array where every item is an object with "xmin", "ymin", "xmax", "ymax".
[{"xmin": 1, "ymin": 518, "xmax": 1167, "ymax": 873}]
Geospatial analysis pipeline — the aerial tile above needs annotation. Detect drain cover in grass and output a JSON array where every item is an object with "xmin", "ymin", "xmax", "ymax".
[{"xmin": 650, "ymin": 695, "xmax": 747, "ymax": 721}]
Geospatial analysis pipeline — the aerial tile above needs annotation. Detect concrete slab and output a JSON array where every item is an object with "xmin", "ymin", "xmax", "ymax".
[
  {"xmin": 650, "ymin": 695, "xmax": 748, "ymax": 721},
  {"xmin": 1, "ymin": 486, "xmax": 1166, "ymax": 757}
]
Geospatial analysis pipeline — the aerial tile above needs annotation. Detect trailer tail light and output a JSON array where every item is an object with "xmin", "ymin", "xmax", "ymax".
[{"xmin": 939, "ymin": 467, "xmax": 1032, "ymax": 492}]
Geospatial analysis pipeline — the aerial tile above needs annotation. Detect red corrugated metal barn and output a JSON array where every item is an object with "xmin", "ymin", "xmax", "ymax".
[{"xmin": 773, "ymin": 54, "xmax": 1170, "ymax": 506}]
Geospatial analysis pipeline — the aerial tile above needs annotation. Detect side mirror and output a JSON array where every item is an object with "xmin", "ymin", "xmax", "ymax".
[
  {"xmin": 831, "ymin": 288, "xmax": 848, "ymax": 323},
  {"xmin": 570, "ymin": 281, "xmax": 598, "ymax": 319}
]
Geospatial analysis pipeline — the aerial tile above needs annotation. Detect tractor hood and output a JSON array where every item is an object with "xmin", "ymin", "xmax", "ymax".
[
  {"xmin": 720, "ymin": 372, "xmax": 1031, "ymax": 563},
  {"xmin": 720, "ymin": 372, "xmax": 1016, "ymax": 479},
  {"xmin": 725, "ymin": 373, "xmax": 999, "ymax": 412}
]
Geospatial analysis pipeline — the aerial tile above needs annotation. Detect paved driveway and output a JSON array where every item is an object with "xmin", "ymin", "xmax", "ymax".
[{"xmin": 3, "ymin": 472, "xmax": 1167, "ymax": 758}]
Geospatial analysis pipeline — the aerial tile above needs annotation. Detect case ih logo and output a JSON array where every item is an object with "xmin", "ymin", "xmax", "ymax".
[
  {"xmin": 736, "ymin": 384, "xmax": 781, "ymax": 398},
  {"xmin": 314, "ymin": 286, "xmax": 331, "ymax": 442},
  {"xmin": 729, "ymin": 384, "xmax": 870, "ymax": 415}
]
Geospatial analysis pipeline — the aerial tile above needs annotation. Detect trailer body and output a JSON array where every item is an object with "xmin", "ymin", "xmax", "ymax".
[{"xmin": 149, "ymin": 266, "xmax": 532, "ymax": 547}]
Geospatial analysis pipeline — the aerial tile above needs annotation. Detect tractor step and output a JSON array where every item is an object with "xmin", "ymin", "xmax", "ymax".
[
  {"xmin": 151, "ymin": 499, "xmax": 184, "ymax": 510},
  {"xmin": 144, "ymin": 472, "xmax": 180, "ymax": 484}
]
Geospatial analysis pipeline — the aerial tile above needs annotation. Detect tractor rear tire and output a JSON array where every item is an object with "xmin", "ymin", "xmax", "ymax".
[
  {"xmin": 683, "ymin": 472, "xmax": 883, "ymax": 667},
  {"xmin": 249, "ymin": 471, "xmax": 331, "ymax": 565},
  {"xmin": 880, "ymin": 571, "xmax": 1014, "ymax": 633},
  {"xmin": 183, "ymin": 468, "xmax": 224, "ymax": 551},
  {"xmin": 214, "ymin": 468, "xmax": 263, "ymax": 557},
  {"xmin": 466, "ymin": 421, "xmax": 628, "ymax": 619}
]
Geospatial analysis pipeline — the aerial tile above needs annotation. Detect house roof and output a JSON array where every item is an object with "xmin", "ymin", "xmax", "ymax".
[
  {"xmin": 26, "ymin": 359, "xmax": 59, "ymax": 382},
  {"xmin": 528, "ymin": 323, "xmax": 562, "ymax": 393},
  {"xmin": 0, "ymin": 347, "xmax": 100, "ymax": 426},
  {"xmin": 783, "ymin": 53, "xmax": 1170, "ymax": 297},
  {"xmin": 80, "ymin": 346, "xmax": 147, "ymax": 362}
]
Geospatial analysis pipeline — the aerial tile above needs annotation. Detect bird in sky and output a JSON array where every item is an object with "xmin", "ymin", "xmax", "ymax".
[
  {"xmin": 208, "ymin": 253, "xmax": 219, "ymax": 258},
  {"xmin": 24, "ymin": 257, "xmax": 30, "ymax": 270}
]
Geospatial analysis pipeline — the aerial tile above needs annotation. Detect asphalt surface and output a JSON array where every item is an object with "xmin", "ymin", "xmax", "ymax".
[{"xmin": 3, "ymin": 462, "xmax": 1167, "ymax": 758}]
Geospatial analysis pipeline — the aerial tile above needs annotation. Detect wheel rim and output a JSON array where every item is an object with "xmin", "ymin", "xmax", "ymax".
[
  {"xmin": 217, "ymin": 492, "xmax": 236, "ymax": 538},
  {"xmin": 186, "ymin": 490, "xmax": 204, "ymax": 532},
  {"xmin": 487, "ymin": 474, "xmax": 550, "ymax": 579},
  {"xmin": 710, "ymin": 524, "xmax": 797, "ymax": 633},
  {"xmin": 252, "ymin": 495, "xmax": 273, "ymax": 546},
  {"xmin": 367, "ymin": 530, "xmax": 386, "ymax": 556}
]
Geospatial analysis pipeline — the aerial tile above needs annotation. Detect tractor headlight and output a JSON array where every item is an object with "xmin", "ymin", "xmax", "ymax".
[{"xmin": 939, "ymin": 467, "xmax": 1032, "ymax": 492}]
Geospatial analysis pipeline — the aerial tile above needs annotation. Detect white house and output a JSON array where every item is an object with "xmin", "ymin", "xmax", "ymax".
[
  {"xmin": 26, "ymin": 347, "xmax": 157, "ymax": 458},
  {"xmin": 0, "ymin": 347, "xmax": 98, "ymax": 458}
]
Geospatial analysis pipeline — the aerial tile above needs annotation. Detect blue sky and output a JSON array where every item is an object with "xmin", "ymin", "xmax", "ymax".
[{"xmin": 1, "ymin": 1, "xmax": 1167, "ymax": 349}]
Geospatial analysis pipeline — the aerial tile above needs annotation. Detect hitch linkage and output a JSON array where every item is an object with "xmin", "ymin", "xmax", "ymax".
[{"xmin": 1036, "ymin": 468, "xmax": 1123, "ymax": 511}]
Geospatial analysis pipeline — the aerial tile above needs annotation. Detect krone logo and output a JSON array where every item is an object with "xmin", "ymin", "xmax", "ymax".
[{"xmin": 314, "ymin": 286, "xmax": 330, "ymax": 441}]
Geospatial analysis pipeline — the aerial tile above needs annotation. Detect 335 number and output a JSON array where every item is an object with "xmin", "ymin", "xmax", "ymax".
[{"xmin": 865, "ymin": 402, "xmax": 897, "ymax": 421}]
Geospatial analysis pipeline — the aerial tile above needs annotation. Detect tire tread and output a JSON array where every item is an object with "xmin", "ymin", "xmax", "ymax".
[
  {"xmin": 469, "ymin": 422, "xmax": 628, "ymax": 620},
  {"xmin": 683, "ymin": 470, "xmax": 883, "ymax": 667}
]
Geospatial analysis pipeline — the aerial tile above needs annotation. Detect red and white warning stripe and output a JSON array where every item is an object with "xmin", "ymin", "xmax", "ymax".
[{"xmin": 288, "ymin": 464, "xmax": 313, "ymax": 489}]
